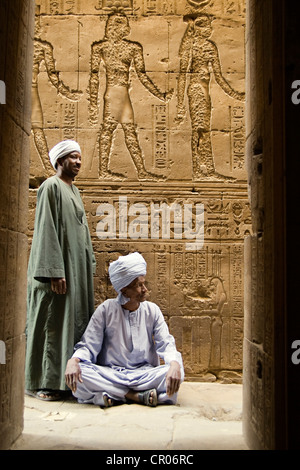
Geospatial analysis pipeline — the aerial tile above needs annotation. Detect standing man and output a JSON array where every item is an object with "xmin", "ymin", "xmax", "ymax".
[
  {"xmin": 65, "ymin": 252, "xmax": 184, "ymax": 407},
  {"xmin": 25, "ymin": 140, "xmax": 96, "ymax": 401}
]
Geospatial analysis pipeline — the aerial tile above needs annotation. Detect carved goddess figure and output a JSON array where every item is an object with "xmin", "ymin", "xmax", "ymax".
[
  {"xmin": 176, "ymin": 15, "xmax": 244, "ymax": 180},
  {"xmin": 88, "ymin": 12, "xmax": 172, "ymax": 180}
]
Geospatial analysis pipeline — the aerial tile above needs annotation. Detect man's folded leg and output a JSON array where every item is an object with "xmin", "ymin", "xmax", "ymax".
[{"xmin": 73, "ymin": 362, "xmax": 129, "ymax": 406}]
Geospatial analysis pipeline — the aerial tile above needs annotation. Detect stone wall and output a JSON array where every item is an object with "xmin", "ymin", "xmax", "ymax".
[
  {"xmin": 29, "ymin": 0, "xmax": 248, "ymax": 381},
  {"xmin": 0, "ymin": 0, "xmax": 35, "ymax": 450}
]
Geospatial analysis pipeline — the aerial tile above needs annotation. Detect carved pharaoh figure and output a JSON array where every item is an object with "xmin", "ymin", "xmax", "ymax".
[
  {"xmin": 88, "ymin": 12, "xmax": 172, "ymax": 180},
  {"xmin": 31, "ymin": 10, "xmax": 82, "ymax": 183},
  {"xmin": 176, "ymin": 14, "xmax": 244, "ymax": 180}
]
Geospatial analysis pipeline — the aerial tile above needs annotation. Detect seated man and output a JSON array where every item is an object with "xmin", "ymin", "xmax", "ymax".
[{"xmin": 65, "ymin": 252, "xmax": 184, "ymax": 407}]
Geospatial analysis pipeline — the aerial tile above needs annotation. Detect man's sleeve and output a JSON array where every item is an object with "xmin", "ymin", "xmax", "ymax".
[
  {"xmin": 30, "ymin": 181, "xmax": 65, "ymax": 282},
  {"xmin": 152, "ymin": 305, "xmax": 183, "ymax": 368},
  {"xmin": 81, "ymin": 206, "xmax": 97, "ymax": 275},
  {"xmin": 72, "ymin": 304, "xmax": 105, "ymax": 363}
]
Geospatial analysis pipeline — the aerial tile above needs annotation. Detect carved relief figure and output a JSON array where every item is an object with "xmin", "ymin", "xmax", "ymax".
[
  {"xmin": 175, "ymin": 270, "xmax": 227, "ymax": 370},
  {"xmin": 207, "ymin": 276, "xmax": 227, "ymax": 369},
  {"xmin": 88, "ymin": 12, "xmax": 172, "ymax": 180},
  {"xmin": 176, "ymin": 14, "xmax": 244, "ymax": 180},
  {"xmin": 32, "ymin": 11, "xmax": 81, "ymax": 181}
]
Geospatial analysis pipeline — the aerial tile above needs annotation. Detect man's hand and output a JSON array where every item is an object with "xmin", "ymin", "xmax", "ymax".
[
  {"xmin": 51, "ymin": 277, "xmax": 67, "ymax": 294},
  {"xmin": 65, "ymin": 357, "xmax": 82, "ymax": 393},
  {"xmin": 166, "ymin": 361, "xmax": 182, "ymax": 396}
]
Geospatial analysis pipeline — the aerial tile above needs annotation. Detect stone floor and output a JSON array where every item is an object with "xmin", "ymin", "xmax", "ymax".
[{"xmin": 11, "ymin": 382, "xmax": 248, "ymax": 451}]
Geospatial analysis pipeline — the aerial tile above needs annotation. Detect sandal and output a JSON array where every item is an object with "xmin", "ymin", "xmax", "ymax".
[
  {"xmin": 138, "ymin": 388, "xmax": 157, "ymax": 407},
  {"xmin": 25, "ymin": 389, "xmax": 63, "ymax": 401},
  {"xmin": 102, "ymin": 393, "xmax": 122, "ymax": 408}
]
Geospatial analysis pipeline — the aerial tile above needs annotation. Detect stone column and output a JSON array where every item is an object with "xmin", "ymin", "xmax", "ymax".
[
  {"xmin": 0, "ymin": 0, "xmax": 35, "ymax": 450},
  {"xmin": 243, "ymin": 0, "xmax": 287, "ymax": 449}
]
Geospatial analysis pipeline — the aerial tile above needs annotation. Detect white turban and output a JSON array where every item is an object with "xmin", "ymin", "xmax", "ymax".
[
  {"xmin": 49, "ymin": 140, "xmax": 81, "ymax": 169},
  {"xmin": 109, "ymin": 252, "xmax": 147, "ymax": 304}
]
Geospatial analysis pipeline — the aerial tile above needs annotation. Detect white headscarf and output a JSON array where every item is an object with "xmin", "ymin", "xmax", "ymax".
[
  {"xmin": 108, "ymin": 252, "xmax": 147, "ymax": 304},
  {"xmin": 49, "ymin": 140, "xmax": 81, "ymax": 169}
]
